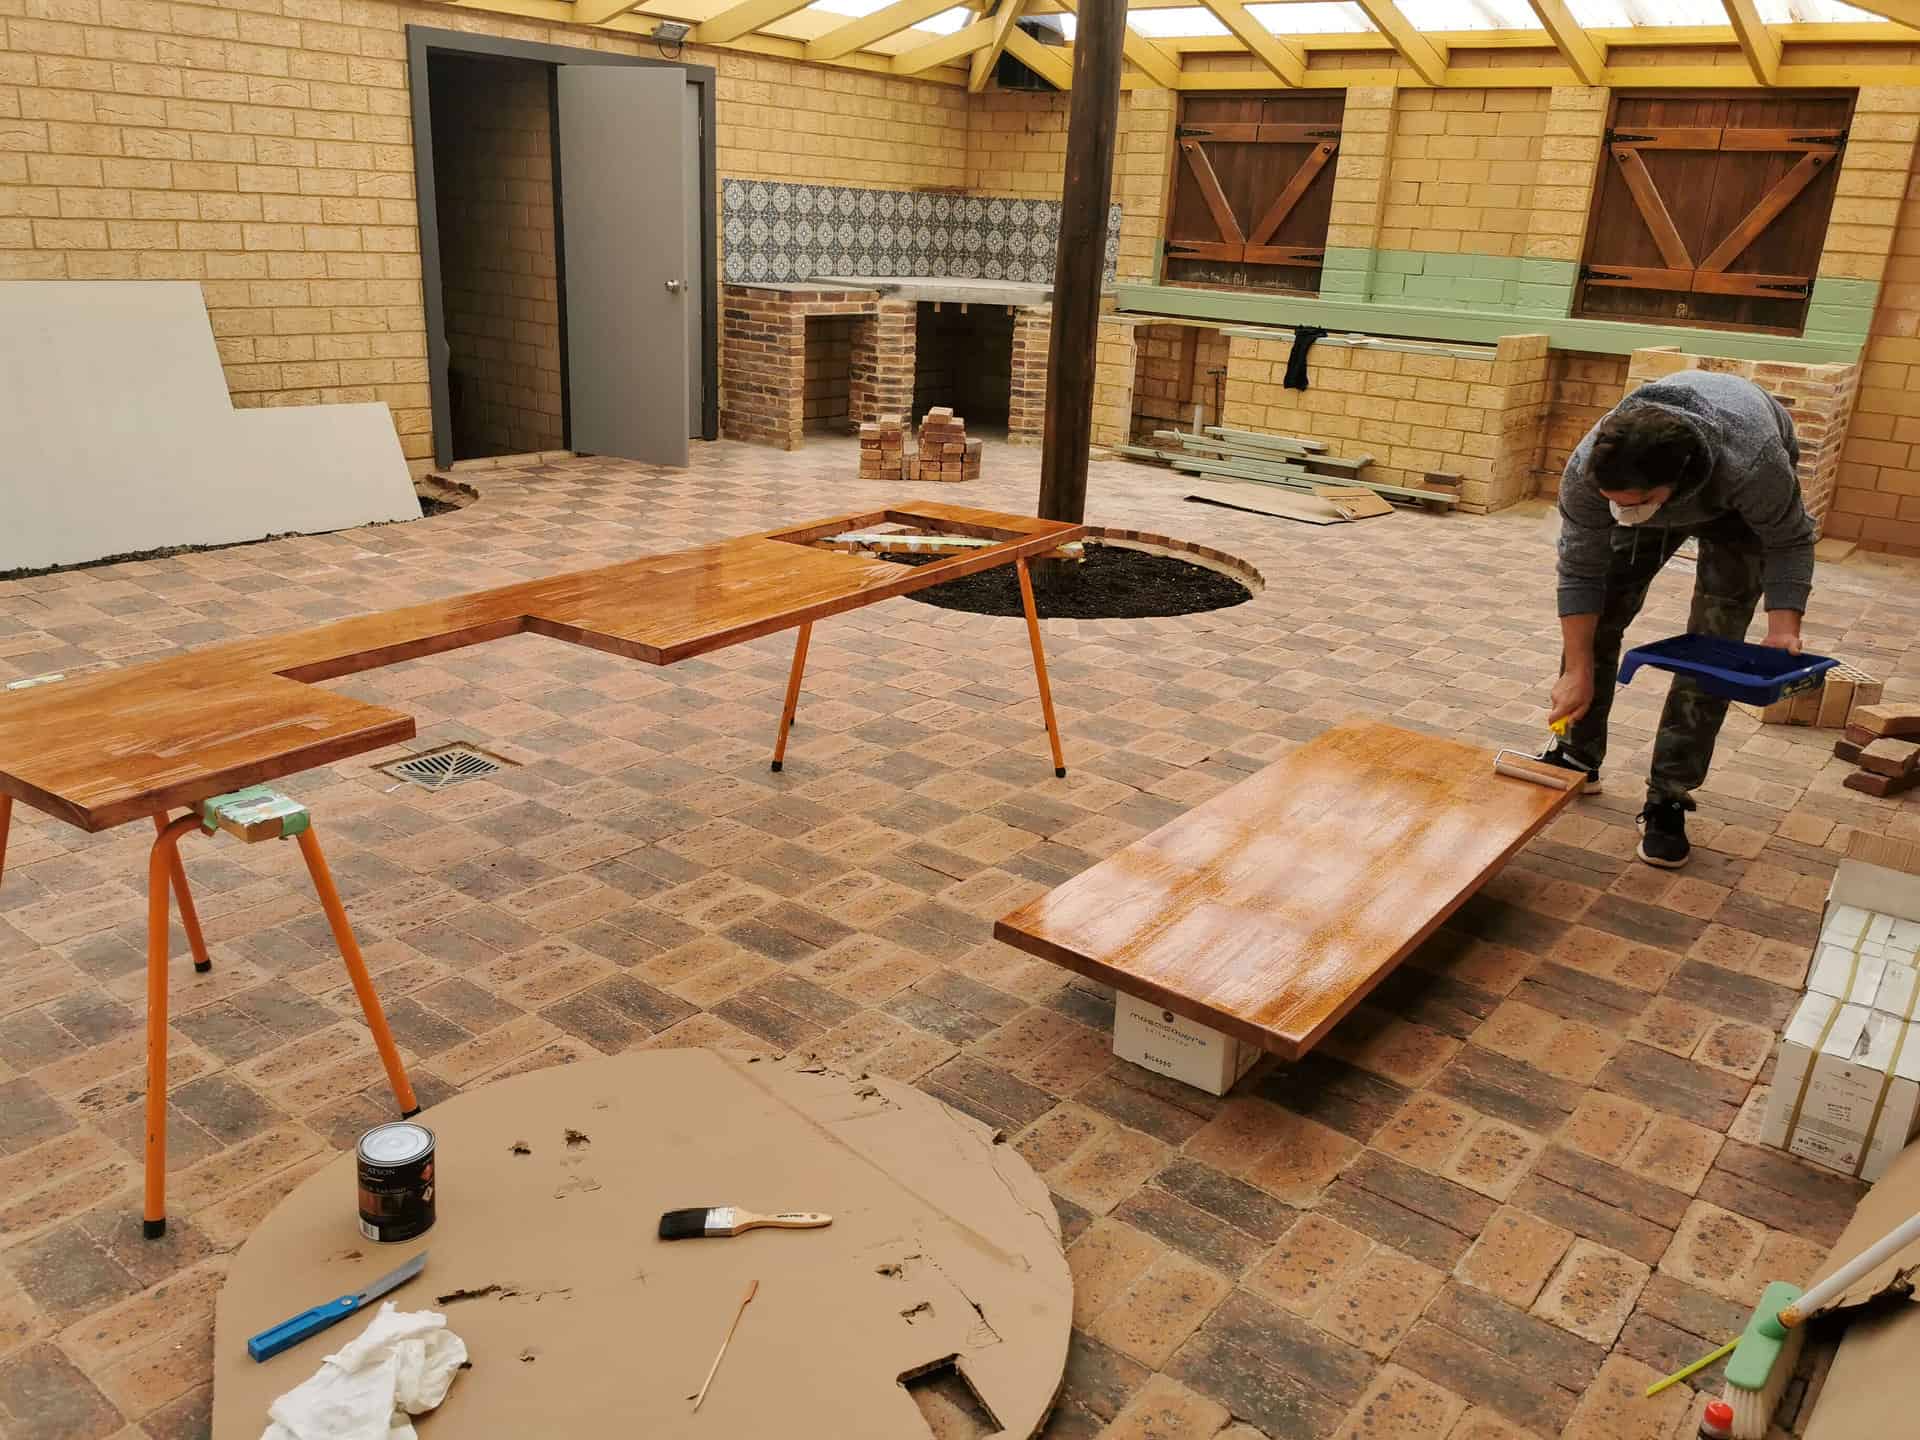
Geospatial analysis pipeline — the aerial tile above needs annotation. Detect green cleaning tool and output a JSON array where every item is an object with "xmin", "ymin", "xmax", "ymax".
[{"xmin": 1647, "ymin": 1210, "xmax": 1920, "ymax": 1437}]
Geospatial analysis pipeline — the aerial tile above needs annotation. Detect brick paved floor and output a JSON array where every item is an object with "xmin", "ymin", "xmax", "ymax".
[{"xmin": 1, "ymin": 436, "xmax": 1917, "ymax": 1440}]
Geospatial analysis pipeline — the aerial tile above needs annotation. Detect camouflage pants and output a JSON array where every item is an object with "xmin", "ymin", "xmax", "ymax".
[{"xmin": 1562, "ymin": 514, "xmax": 1764, "ymax": 805}]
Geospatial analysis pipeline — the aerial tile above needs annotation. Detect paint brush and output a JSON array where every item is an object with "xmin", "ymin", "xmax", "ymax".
[
  {"xmin": 657, "ymin": 1205, "xmax": 831, "ymax": 1240},
  {"xmin": 689, "ymin": 1278, "xmax": 757, "ymax": 1412}
]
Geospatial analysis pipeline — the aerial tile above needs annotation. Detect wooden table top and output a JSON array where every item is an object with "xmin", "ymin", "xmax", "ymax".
[
  {"xmin": 0, "ymin": 503, "xmax": 1083, "ymax": 833},
  {"xmin": 993, "ymin": 721, "xmax": 1579, "ymax": 1061}
]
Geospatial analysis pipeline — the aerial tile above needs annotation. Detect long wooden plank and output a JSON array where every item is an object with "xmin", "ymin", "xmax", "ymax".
[
  {"xmin": 1524, "ymin": 0, "xmax": 1604, "ymax": 84},
  {"xmin": 1163, "ymin": 431, "xmax": 1373, "ymax": 471},
  {"xmin": 1604, "ymin": 126, "xmax": 1725, "ymax": 150},
  {"xmin": 1180, "ymin": 138, "xmax": 1246, "ymax": 244},
  {"xmin": 1721, "ymin": 0, "xmax": 1783, "ymax": 83},
  {"xmin": 1612, "ymin": 146, "xmax": 1696, "ymax": 271},
  {"xmin": 805, "ymin": 0, "xmax": 959, "ymax": 59},
  {"xmin": 1165, "ymin": 239, "xmax": 1325, "ymax": 266},
  {"xmin": 1697, "ymin": 149, "xmax": 1831, "ymax": 273},
  {"xmin": 1248, "ymin": 140, "xmax": 1338, "ymax": 245},
  {"xmin": 969, "ymin": 0, "xmax": 1028, "ymax": 94},
  {"xmin": 1718, "ymin": 128, "xmax": 1845, "ymax": 152},
  {"xmin": 0, "ymin": 502, "xmax": 1084, "ymax": 832},
  {"xmin": 1687, "ymin": 269, "xmax": 1811, "ymax": 297},
  {"xmin": 1170, "ymin": 453, "xmax": 1455, "ymax": 506},
  {"xmin": 994, "ymin": 722, "xmax": 1579, "ymax": 1059},
  {"xmin": 1205, "ymin": 424, "xmax": 1328, "ymax": 454},
  {"xmin": 1581, "ymin": 263, "xmax": 1697, "ymax": 291},
  {"xmin": 1178, "ymin": 122, "xmax": 1344, "ymax": 144}
]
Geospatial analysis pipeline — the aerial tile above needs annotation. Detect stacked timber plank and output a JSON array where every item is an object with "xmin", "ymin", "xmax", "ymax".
[
  {"xmin": 857, "ymin": 409, "xmax": 982, "ymax": 484},
  {"xmin": 1836, "ymin": 704, "xmax": 1920, "ymax": 798},
  {"xmin": 1759, "ymin": 661, "xmax": 1883, "ymax": 727},
  {"xmin": 1117, "ymin": 426, "xmax": 1456, "ymax": 509}
]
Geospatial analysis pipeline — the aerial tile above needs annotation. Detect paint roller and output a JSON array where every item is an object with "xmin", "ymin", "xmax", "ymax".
[{"xmin": 1492, "ymin": 717, "xmax": 1584, "ymax": 791}]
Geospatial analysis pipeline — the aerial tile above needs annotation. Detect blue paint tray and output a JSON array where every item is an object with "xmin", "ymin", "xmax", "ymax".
[{"xmin": 1618, "ymin": 634, "xmax": 1838, "ymax": 706}]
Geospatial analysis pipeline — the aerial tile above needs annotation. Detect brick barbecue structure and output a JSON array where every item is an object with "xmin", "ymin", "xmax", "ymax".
[{"xmin": 722, "ymin": 282, "xmax": 1054, "ymax": 452}]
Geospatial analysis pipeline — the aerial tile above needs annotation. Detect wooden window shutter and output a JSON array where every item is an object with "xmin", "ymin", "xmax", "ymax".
[
  {"xmin": 1163, "ymin": 92, "xmax": 1345, "ymax": 296},
  {"xmin": 1576, "ymin": 91, "xmax": 1854, "ymax": 335}
]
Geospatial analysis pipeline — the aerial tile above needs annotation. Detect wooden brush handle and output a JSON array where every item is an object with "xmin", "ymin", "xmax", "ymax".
[{"xmin": 739, "ymin": 1211, "xmax": 831, "ymax": 1232}]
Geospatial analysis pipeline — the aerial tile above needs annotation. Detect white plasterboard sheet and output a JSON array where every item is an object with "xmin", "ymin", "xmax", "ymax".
[{"xmin": 1, "ymin": 281, "xmax": 419, "ymax": 572}]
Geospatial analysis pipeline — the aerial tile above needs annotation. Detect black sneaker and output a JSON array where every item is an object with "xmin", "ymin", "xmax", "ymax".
[
  {"xmin": 1535, "ymin": 745, "xmax": 1601, "ymax": 795},
  {"xmin": 1637, "ymin": 797, "xmax": 1693, "ymax": 869}
]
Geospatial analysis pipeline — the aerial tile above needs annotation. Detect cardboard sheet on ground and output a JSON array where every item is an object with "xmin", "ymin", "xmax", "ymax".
[
  {"xmin": 1184, "ymin": 481, "xmax": 1394, "ymax": 526},
  {"xmin": 0, "ymin": 282, "xmax": 418, "ymax": 572},
  {"xmin": 211, "ymin": 1050, "xmax": 1071, "ymax": 1440}
]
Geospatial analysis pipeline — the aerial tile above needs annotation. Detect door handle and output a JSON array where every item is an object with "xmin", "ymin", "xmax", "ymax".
[{"xmin": 664, "ymin": 279, "xmax": 685, "ymax": 293}]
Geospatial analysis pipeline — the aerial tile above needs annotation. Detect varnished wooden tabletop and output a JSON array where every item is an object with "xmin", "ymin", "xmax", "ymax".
[
  {"xmin": 0, "ymin": 503, "xmax": 1083, "ymax": 833},
  {"xmin": 993, "ymin": 721, "xmax": 1580, "ymax": 1061}
]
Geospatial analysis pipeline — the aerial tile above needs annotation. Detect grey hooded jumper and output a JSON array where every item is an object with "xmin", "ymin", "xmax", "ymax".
[{"xmin": 1557, "ymin": 370, "xmax": 1816, "ymax": 618}]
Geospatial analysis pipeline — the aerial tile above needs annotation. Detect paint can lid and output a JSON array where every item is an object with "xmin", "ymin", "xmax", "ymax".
[{"xmin": 358, "ymin": 1121, "xmax": 434, "ymax": 1165}]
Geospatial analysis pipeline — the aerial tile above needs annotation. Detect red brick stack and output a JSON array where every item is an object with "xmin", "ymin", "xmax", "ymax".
[
  {"xmin": 856, "ymin": 408, "xmax": 983, "ymax": 483},
  {"xmin": 858, "ymin": 415, "xmax": 909, "ymax": 481}
]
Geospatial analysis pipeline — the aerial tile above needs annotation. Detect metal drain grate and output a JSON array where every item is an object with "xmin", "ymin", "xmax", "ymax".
[{"xmin": 377, "ymin": 743, "xmax": 515, "ymax": 792}]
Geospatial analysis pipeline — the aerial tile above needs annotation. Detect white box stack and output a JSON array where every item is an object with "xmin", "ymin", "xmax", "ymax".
[{"xmin": 1762, "ymin": 843, "xmax": 1920, "ymax": 1181}]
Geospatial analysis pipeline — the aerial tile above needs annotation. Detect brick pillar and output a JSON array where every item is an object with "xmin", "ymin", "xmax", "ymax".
[
  {"xmin": 850, "ymin": 300, "xmax": 916, "ymax": 425},
  {"xmin": 1090, "ymin": 314, "xmax": 1137, "ymax": 451},
  {"xmin": 1517, "ymin": 87, "xmax": 1609, "ymax": 318},
  {"xmin": 1624, "ymin": 347, "xmax": 1860, "ymax": 536},
  {"xmin": 1115, "ymin": 90, "xmax": 1176, "ymax": 283},
  {"xmin": 720, "ymin": 285, "xmax": 807, "ymax": 450},
  {"xmin": 1484, "ymin": 334, "xmax": 1552, "ymax": 513},
  {"xmin": 1321, "ymin": 85, "xmax": 1397, "ymax": 303},
  {"xmin": 1008, "ymin": 305, "xmax": 1052, "ymax": 444}
]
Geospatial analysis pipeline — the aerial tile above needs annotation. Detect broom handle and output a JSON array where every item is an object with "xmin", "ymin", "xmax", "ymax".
[{"xmin": 1782, "ymin": 1210, "xmax": 1920, "ymax": 1327}]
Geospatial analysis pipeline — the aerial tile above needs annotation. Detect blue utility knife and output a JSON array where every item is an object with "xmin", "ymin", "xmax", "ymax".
[{"xmin": 246, "ymin": 1251, "xmax": 429, "ymax": 1362}]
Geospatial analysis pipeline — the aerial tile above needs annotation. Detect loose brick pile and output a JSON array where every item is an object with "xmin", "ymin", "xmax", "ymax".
[
  {"xmin": 858, "ymin": 408, "xmax": 983, "ymax": 483},
  {"xmin": 1836, "ymin": 704, "xmax": 1920, "ymax": 797},
  {"xmin": 1759, "ymin": 661, "xmax": 1883, "ymax": 727},
  {"xmin": 858, "ymin": 414, "xmax": 910, "ymax": 480}
]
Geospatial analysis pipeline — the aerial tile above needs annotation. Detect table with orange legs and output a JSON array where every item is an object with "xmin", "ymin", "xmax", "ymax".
[{"xmin": 0, "ymin": 502, "xmax": 1083, "ymax": 1236}]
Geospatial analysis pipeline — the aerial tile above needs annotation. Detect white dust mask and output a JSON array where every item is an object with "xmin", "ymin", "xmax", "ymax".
[{"xmin": 1608, "ymin": 497, "xmax": 1666, "ymax": 526}]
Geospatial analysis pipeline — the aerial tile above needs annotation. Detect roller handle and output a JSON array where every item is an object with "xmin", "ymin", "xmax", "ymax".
[{"xmin": 246, "ymin": 1295, "xmax": 360, "ymax": 1362}]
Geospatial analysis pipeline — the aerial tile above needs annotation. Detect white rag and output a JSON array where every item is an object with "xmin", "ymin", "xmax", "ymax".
[{"xmin": 261, "ymin": 1303, "xmax": 468, "ymax": 1440}]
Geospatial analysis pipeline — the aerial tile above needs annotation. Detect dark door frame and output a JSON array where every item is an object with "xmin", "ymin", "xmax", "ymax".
[{"xmin": 407, "ymin": 25, "xmax": 719, "ymax": 468}]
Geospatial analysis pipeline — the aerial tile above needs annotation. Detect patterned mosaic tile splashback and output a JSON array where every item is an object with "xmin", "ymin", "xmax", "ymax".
[{"xmin": 720, "ymin": 179, "xmax": 1121, "ymax": 285}]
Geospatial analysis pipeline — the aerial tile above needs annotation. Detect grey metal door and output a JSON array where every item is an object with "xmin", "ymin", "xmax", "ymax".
[{"xmin": 557, "ymin": 65, "xmax": 690, "ymax": 466}]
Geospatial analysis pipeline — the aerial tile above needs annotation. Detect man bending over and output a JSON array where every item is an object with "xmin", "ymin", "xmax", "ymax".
[{"xmin": 1543, "ymin": 369, "xmax": 1815, "ymax": 869}]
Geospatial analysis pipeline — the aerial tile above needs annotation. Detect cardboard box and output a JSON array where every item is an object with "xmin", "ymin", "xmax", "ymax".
[
  {"xmin": 1112, "ymin": 991, "xmax": 1261, "ymax": 1096},
  {"xmin": 1803, "ymin": 1139, "xmax": 1920, "ymax": 1440},
  {"xmin": 1761, "ymin": 993, "xmax": 1920, "ymax": 1181}
]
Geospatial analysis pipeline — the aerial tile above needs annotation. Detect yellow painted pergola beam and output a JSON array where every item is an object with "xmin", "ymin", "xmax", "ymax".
[
  {"xmin": 971, "ymin": 0, "xmax": 1030, "ymax": 91},
  {"xmin": 1004, "ymin": 23, "xmax": 1076, "ymax": 84},
  {"xmin": 1524, "ymin": 0, "xmax": 1604, "ymax": 84},
  {"xmin": 693, "ymin": 0, "xmax": 816, "ymax": 44},
  {"xmin": 1349, "ymin": 0, "xmax": 1448, "ymax": 84},
  {"xmin": 1050, "ymin": 0, "xmax": 1183, "ymax": 85},
  {"xmin": 574, "ymin": 0, "xmax": 646, "ymax": 26},
  {"xmin": 804, "ymin": 0, "xmax": 965, "ymax": 59},
  {"xmin": 1196, "ymin": 0, "xmax": 1307, "ymax": 83},
  {"xmin": 1722, "ymin": 0, "xmax": 1783, "ymax": 83},
  {"xmin": 895, "ymin": 15, "xmax": 995, "ymax": 72},
  {"xmin": 1832, "ymin": 0, "xmax": 1920, "ymax": 28}
]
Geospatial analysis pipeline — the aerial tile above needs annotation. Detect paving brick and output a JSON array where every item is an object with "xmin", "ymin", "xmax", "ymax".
[
  {"xmin": 1431, "ymin": 1045, "xmax": 1583, "ymax": 1133},
  {"xmin": 1151, "ymin": 1157, "xmax": 1294, "ymax": 1242},
  {"xmin": 1530, "ymin": 1239, "xmax": 1649, "ymax": 1345},
  {"xmin": 1456, "ymin": 1205, "xmax": 1573, "ymax": 1309},
  {"xmin": 1110, "ymin": 1185, "xmax": 1269, "ymax": 1278},
  {"xmin": 1333, "ymin": 1365, "xmax": 1470, "ymax": 1440},
  {"xmin": 1596, "ymin": 1042, "xmax": 1748, "ymax": 1133},
  {"xmin": 1087, "ymin": 1252, "xmax": 1233, "ymax": 1369},
  {"xmin": 1101, "ymin": 1373, "xmax": 1231, "ymax": 1440},
  {"xmin": 1318, "ymin": 1246, "xmax": 1446, "ymax": 1357}
]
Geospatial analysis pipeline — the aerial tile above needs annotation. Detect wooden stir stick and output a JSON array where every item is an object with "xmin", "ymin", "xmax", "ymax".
[{"xmin": 689, "ymin": 1278, "xmax": 758, "ymax": 1412}]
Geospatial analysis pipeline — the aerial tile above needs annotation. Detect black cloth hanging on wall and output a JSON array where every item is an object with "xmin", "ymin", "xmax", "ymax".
[{"xmin": 1284, "ymin": 326, "xmax": 1328, "ymax": 390}]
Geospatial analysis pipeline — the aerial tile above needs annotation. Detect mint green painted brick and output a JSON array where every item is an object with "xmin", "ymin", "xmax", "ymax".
[
  {"xmin": 1321, "ymin": 245, "xmax": 1371, "ymax": 273},
  {"xmin": 1518, "ymin": 257, "xmax": 1580, "ymax": 287},
  {"xmin": 1456, "ymin": 278, "xmax": 1508, "ymax": 304},
  {"xmin": 1374, "ymin": 251, "xmax": 1427, "ymax": 275},
  {"xmin": 1810, "ymin": 275, "xmax": 1881, "ymax": 308},
  {"xmin": 1370, "ymin": 272, "xmax": 1406, "ymax": 297},
  {"xmin": 1424, "ymin": 253, "xmax": 1479, "ymax": 278}
]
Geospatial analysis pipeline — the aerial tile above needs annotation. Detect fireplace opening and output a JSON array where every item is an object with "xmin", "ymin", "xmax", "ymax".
[{"xmin": 914, "ymin": 304, "xmax": 1014, "ymax": 432}]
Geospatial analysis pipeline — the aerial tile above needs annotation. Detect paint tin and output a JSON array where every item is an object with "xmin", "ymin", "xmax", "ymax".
[{"xmin": 357, "ymin": 1121, "xmax": 435, "ymax": 1243}]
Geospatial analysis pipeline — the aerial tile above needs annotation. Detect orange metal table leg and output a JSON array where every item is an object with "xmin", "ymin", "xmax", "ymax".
[
  {"xmin": 0, "ymin": 793, "xmax": 11, "ymax": 890},
  {"xmin": 295, "ymin": 827, "xmax": 418, "ymax": 1118},
  {"xmin": 770, "ymin": 622, "xmax": 812, "ymax": 773},
  {"xmin": 153, "ymin": 812, "xmax": 212, "ymax": 974},
  {"xmin": 1015, "ymin": 557, "xmax": 1067, "ymax": 779},
  {"xmin": 145, "ymin": 814, "xmax": 204, "ymax": 1238}
]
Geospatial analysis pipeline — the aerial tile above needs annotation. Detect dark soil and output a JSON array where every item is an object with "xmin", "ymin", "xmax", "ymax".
[
  {"xmin": 419, "ymin": 495, "xmax": 462, "ymax": 517},
  {"xmin": 888, "ymin": 542, "xmax": 1251, "ymax": 620}
]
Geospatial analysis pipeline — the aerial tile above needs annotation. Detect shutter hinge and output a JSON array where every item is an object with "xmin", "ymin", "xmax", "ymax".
[
  {"xmin": 1603, "ymin": 130, "xmax": 1654, "ymax": 145},
  {"xmin": 1756, "ymin": 280, "xmax": 1810, "ymax": 296},
  {"xmin": 1580, "ymin": 266, "xmax": 1628, "ymax": 282}
]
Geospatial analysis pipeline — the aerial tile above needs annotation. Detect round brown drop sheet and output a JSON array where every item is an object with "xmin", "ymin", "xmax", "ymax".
[{"xmin": 211, "ymin": 1050, "xmax": 1071, "ymax": 1439}]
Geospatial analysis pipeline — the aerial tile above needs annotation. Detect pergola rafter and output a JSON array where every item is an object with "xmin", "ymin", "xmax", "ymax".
[{"xmin": 545, "ymin": 0, "xmax": 1920, "ymax": 89}]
